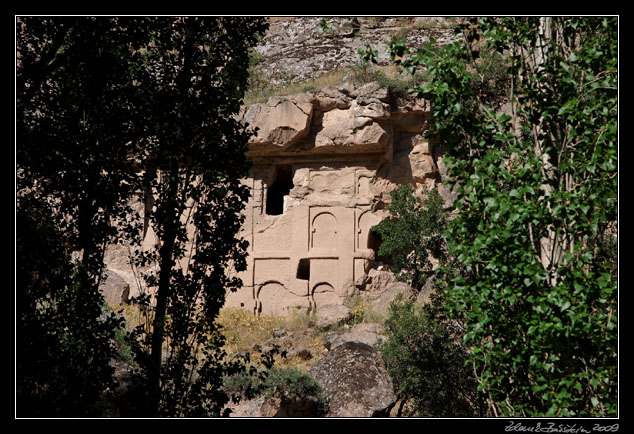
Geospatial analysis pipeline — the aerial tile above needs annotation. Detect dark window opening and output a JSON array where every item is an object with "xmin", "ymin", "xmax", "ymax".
[
  {"xmin": 369, "ymin": 227, "xmax": 394, "ymax": 266},
  {"xmin": 296, "ymin": 258, "xmax": 310, "ymax": 280},
  {"xmin": 266, "ymin": 165, "xmax": 293, "ymax": 215},
  {"xmin": 368, "ymin": 228, "xmax": 381, "ymax": 251}
]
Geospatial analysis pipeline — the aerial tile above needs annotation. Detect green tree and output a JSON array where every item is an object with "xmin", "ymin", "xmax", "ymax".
[
  {"xmin": 373, "ymin": 184, "xmax": 447, "ymax": 292},
  {"xmin": 373, "ymin": 184, "xmax": 479, "ymax": 417},
  {"xmin": 16, "ymin": 17, "xmax": 150, "ymax": 416},
  {"xmin": 16, "ymin": 16, "xmax": 269, "ymax": 417},
  {"xmin": 121, "ymin": 17, "xmax": 269, "ymax": 417},
  {"xmin": 386, "ymin": 17, "xmax": 617, "ymax": 416}
]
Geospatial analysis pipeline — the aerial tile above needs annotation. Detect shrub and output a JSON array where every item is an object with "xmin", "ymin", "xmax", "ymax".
[
  {"xmin": 379, "ymin": 294, "xmax": 480, "ymax": 417},
  {"xmin": 372, "ymin": 184, "xmax": 448, "ymax": 293},
  {"xmin": 224, "ymin": 366, "xmax": 328, "ymax": 414}
]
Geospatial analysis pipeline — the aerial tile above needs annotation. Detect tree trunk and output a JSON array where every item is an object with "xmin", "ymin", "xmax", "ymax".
[{"xmin": 147, "ymin": 164, "xmax": 180, "ymax": 417}]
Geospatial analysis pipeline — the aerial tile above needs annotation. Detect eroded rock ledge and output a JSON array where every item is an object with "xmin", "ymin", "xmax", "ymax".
[{"xmin": 240, "ymin": 81, "xmax": 395, "ymax": 162}]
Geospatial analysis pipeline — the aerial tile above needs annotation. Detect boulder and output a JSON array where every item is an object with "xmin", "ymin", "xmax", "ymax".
[
  {"xmin": 315, "ymin": 101, "xmax": 390, "ymax": 150},
  {"xmin": 309, "ymin": 341, "xmax": 396, "ymax": 417},
  {"xmin": 287, "ymin": 346, "xmax": 313, "ymax": 360},
  {"xmin": 315, "ymin": 304, "xmax": 354, "ymax": 329},
  {"xmin": 359, "ymin": 268, "xmax": 395, "ymax": 300},
  {"xmin": 99, "ymin": 269, "xmax": 130, "ymax": 305},
  {"xmin": 311, "ymin": 86, "xmax": 352, "ymax": 111},
  {"xmin": 242, "ymin": 98, "xmax": 313, "ymax": 148},
  {"xmin": 323, "ymin": 323, "xmax": 387, "ymax": 350}
]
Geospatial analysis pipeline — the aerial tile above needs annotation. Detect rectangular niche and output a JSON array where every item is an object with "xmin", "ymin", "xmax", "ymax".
[
  {"xmin": 355, "ymin": 208, "xmax": 382, "ymax": 252},
  {"xmin": 355, "ymin": 169, "xmax": 374, "ymax": 199}
]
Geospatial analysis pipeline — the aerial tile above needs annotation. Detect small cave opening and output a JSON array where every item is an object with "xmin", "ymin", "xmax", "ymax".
[
  {"xmin": 369, "ymin": 227, "xmax": 394, "ymax": 266},
  {"xmin": 266, "ymin": 165, "xmax": 294, "ymax": 216}
]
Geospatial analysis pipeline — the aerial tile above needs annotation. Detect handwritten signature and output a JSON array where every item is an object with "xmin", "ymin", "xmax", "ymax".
[{"xmin": 505, "ymin": 421, "xmax": 619, "ymax": 433}]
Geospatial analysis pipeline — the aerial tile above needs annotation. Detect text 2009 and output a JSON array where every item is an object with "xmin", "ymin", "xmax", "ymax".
[{"xmin": 592, "ymin": 425, "xmax": 619, "ymax": 433}]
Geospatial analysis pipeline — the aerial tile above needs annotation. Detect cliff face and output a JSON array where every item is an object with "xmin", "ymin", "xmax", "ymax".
[
  {"xmin": 252, "ymin": 17, "xmax": 460, "ymax": 88},
  {"xmin": 225, "ymin": 79, "xmax": 452, "ymax": 316}
]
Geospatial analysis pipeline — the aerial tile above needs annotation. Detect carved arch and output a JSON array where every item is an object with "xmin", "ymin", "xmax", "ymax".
[
  {"xmin": 357, "ymin": 210, "xmax": 380, "ymax": 251},
  {"xmin": 255, "ymin": 280, "xmax": 287, "ymax": 315},
  {"xmin": 309, "ymin": 281, "xmax": 336, "ymax": 312},
  {"xmin": 311, "ymin": 211, "xmax": 338, "ymax": 250}
]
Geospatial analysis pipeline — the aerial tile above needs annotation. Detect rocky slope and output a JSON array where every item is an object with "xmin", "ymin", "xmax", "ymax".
[{"xmin": 253, "ymin": 17, "xmax": 461, "ymax": 88}]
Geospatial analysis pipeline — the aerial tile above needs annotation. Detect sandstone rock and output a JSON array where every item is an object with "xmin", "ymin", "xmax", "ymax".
[
  {"xmin": 312, "ymin": 86, "xmax": 352, "ymax": 111},
  {"xmin": 416, "ymin": 278, "xmax": 436, "ymax": 304},
  {"xmin": 315, "ymin": 304, "xmax": 354, "ymax": 329},
  {"xmin": 350, "ymin": 322, "xmax": 385, "ymax": 335},
  {"xmin": 287, "ymin": 346, "xmax": 313, "ymax": 360},
  {"xmin": 99, "ymin": 269, "xmax": 130, "ymax": 305},
  {"xmin": 360, "ymin": 268, "xmax": 395, "ymax": 300},
  {"xmin": 253, "ymin": 17, "xmax": 460, "ymax": 87},
  {"xmin": 356, "ymin": 17, "xmax": 382, "ymax": 29},
  {"xmin": 391, "ymin": 111, "xmax": 428, "ymax": 133},
  {"xmin": 324, "ymin": 322, "xmax": 387, "ymax": 350},
  {"xmin": 370, "ymin": 282, "xmax": 415, "ymax": 318},
  {"xmin": 272, "ymin": 329, "xmax": 288, "ymax": 338},
  {"xmin": 314, "ymin": 102, "xmax": 391, "ymax": 150},
  {"xmin": 309, "ymin": 341, "xmax": 396, "ymax": 417},
  {"xmin": 353, "ymin": 81, "xmax": 391, "ymax": 104},
  {"xmin": 139, "ymin": 81, "xmax": 447, "ymax": 317},
  {"xmin": 242, "ymin": 98, "xmax": 313, "ymax": 148}
]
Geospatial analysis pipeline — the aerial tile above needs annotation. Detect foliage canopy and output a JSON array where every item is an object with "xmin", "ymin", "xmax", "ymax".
[
  {"xmin": 377, "ymin": 16, "xmax": 617, "ymax": 417},
  {"xmin": 16, "ymin": 16, "xmax": 269, "ymax": 417}
]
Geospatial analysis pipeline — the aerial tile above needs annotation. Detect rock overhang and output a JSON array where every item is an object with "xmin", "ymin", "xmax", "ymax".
[{"xmin": 241, "ymin": 83, "xmax": 400, "ymax": 166}]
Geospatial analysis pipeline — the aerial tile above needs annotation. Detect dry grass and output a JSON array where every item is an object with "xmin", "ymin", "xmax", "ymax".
[
  {"xmin": 111, "ymin": 298, "xmax": 383, "ymax": 373},
  {"xmin": 110, "ymin": 302, "xmax": 151, "ymax": 331},
  {"xmin": 215, "ymin": 307, "xmax": 286, "ymax": 354},
  {"xmin": 244, "ymin": 69, "xmax": 350, "ymax": 105},
  {"xmin": 216, "ymin": 307, "xmax": 327, "ymax": 371}
]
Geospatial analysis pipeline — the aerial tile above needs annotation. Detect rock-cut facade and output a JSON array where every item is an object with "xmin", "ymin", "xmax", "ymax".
[{"xmin": 222, "ymin": 81, "xmax": 451, "ymax": 316}]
